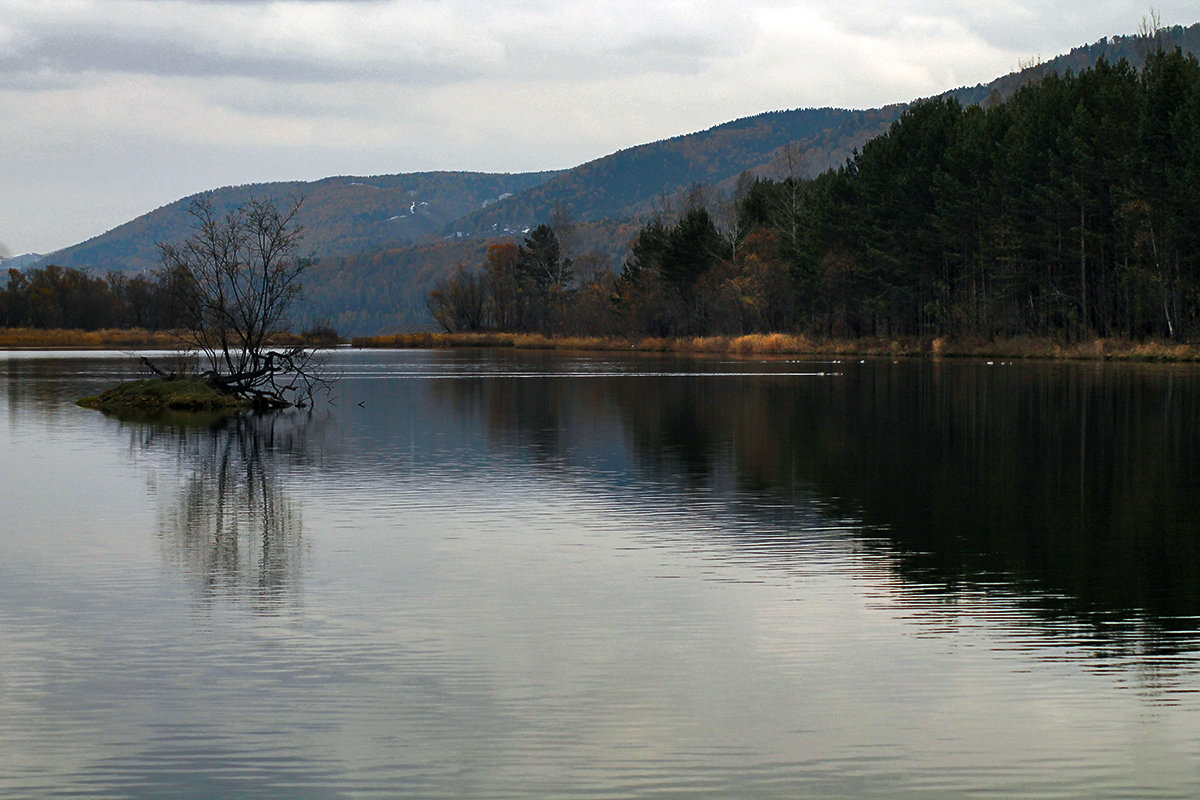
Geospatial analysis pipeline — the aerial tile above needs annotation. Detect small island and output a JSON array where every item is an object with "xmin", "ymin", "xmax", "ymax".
[
  {"xmin": 76, "ymin": 196, "xmax": 329, "ymax": 416},
  {"xmin": 77, "ymin": 375, "xmax": 251, "ymax": 414}
]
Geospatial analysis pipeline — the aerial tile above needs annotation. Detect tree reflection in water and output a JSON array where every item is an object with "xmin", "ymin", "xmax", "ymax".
[
  {"xmin": 422, "ymin": 353, "xmax": 1200, "ymax": 676},
  {"xmin": 132, "ymin": 411, "xmax": 315, "ymax": 609}
]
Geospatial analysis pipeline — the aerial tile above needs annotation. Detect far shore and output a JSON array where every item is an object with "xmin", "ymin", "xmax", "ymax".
[
  {"xmin": 4, "ymin": 327, "xmax": 1200, "ymax": 362},
  {"xmin": 350, "ymin": 331, "xmax": 1200, "ymax": 362},
  {"xmin": 0, "ymin": 328, "xmax": 331, "ymax": 351},
  {"xmin": 0, "ymin": 328, "xmax": 186, "ymax": 349}
]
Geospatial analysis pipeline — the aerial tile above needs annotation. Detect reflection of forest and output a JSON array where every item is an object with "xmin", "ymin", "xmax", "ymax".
[
  {"xmin": 134, "ymin": 413, "xmax": 311, "ymax": 609},
  {"xmin": 428, "ymin": 356, "xmax": 1200, "ymax": 642}
]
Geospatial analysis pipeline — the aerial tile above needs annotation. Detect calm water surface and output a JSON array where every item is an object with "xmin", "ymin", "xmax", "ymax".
[{"xmin": 2, "ymin": 348, "xmax": 1200, "ymax": 798}]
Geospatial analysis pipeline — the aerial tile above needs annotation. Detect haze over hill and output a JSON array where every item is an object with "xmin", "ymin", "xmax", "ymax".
[
  {"xmin": 33, "ymin": 22, "xmax": 1200, "ymax": 335},
  {"xmin": 0, "ymin": 252, "xmax": 46, "ymax": 272}
]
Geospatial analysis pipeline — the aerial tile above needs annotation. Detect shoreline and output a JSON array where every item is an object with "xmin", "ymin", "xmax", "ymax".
[
  {"xmin": 0, "ymin": 328, "xmax": 186, "ymax": 349},
  {"xmin": 0, "ymin": 328, "xmax": 332, "ymax": 350},
  {"xmin": 4, "ymin": 327, "xmax": 1200, "ymax": 362},
  {"xmin": 348, "ymin": 331, "xmax": 1200, "ymax": 362}
]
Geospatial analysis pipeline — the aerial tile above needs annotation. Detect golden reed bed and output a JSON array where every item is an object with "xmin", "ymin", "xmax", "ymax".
[
  {"xmin": 0, "ymin": 328, "xmax": 326, "ymax": 350},
  {"xmin": 0, "ymin": 328, "xmax": 184, "ymax": 349},
  {"xmin": 349, "ymin": 331, "xmax": 1200, "ymax": 361},
  {"xmin": 4, "ymin": 328, "xmax": 1197, "ymax": 361}
]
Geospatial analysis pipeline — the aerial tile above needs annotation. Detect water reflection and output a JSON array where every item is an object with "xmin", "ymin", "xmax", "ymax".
[
  {"xmin": 413, "ymin": 354, "xmax": 1200, "ymax": 659},
  {"xmin": 83, "ymin": 724, "xmax": 343, "ymax": 800},
  {"xmin": 781, "ymin": 362, "xmax": 1200, "ymax": 620},
  {"xmin": 3, "ymin": 351, "xmax": 193, "ymax": 417},
  {"xmin": 129, "ymin": 412, "xmax": 312, "ymax": 609},
  {"xmin": 10, "ymin": 350, "xmax": 1200, "ymax": 796}
]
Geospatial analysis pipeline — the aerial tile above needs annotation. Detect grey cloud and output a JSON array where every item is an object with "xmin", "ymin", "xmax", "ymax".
[
  {"xmin": 0, "ymin": 31, "xmax": 483, "ymax": 87},
  {"xmin": 499, "ymin": 4, "xmax": 758, "ymax": 80},
  {"xmin": 0, "ymin": 70, "xmax": 78, "ymax": 92},
  {"xmin": 819, "ymin": 0, "xmax": 1183, "ymax": 55},
  {"xmin": 0, "ymin": 0, "xmax": 758, "ymax": 87},
  {"xmin": 502, "ymin": 33, "xmax": 740, "ymax": 82}
]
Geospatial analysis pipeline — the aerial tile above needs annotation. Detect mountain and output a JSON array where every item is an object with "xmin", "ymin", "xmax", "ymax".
[
  {"xmin": 46, "ymin": 171, "xmax": 562, "ymax": 275},
  {"xmin": 429, "ymin": 24, "xmax": 1200, "ymax": 240},
  {"xmin": 447, "ymin": 107, "xmax": 881, "ymax": 234},
  {"xmin": 36, "ymin": 22, "xmax": 1200, "ymax": 334}
]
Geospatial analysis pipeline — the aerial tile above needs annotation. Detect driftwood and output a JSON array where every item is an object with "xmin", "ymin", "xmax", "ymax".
[
  {"xmin": 201, "ymin": 346, "xmax": 329, "ymax": 409},
  {"xmin": 141, "ymin": 347, "xmax": 329, "ymax": 411}
]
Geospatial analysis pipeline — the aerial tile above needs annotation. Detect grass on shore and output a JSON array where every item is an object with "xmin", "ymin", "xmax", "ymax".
[
  {"xmin": 349, "ymin": 331, "xmax": 1200, "ymax": 362},
  {"xmin": 77, "ymin": 375, "xmax": 250, "ymax": 415},
  {"xmin": 0, "ymin": 327, "xmax": 185, "ymax": 349},
  {"xmin": 7, "ymin": 326, "xmax": 1197, "ymax": 361},
  {"xmin": 0, "ymin": 327, "xmax": 342, "ymax": 350}
]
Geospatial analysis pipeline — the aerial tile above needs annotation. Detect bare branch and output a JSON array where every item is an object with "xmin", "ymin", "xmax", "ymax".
[{"xmin": 157, "ymin": 195, "xmax": 330, "ymax": 410}]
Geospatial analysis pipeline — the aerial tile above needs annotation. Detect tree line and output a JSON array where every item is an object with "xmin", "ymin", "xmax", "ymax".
[
  {"xmin": 427, "ymin": 219, "xmax": 620, "ymax": 335},
  {"xmin": 1, "ymin": 264, "xmax": 186, "ymax": 330},
  {"xmin": 773, "ymin": 46, "xmax": 1200, "ymax": 340},
  {"xmin": 431, "ymin": 46, "xmax": 1200, "ymax": 341}
]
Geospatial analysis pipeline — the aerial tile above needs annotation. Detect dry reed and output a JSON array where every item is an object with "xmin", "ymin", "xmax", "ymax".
[
  {"xmin": 1, "ymin": 328, "xmax": 344, "ymax": 350},
  {"xmin": 343, "ymin": 331, "xmax": 1200, "ymax": 361},
  {"xmin": 0, "ymin": 328, "xmax": 184, "ymax": 349}
]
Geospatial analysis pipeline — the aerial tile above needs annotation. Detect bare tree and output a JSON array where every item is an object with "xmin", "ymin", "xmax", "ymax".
[
  {"xmin": 158, "ymin": 196, "xmax": 328, "ymax": 409},
  {"xmin": 1139, "ymin": 7, "xmax": 1165, "ymax": 55},
  {"xmin": 712, "ymin": 170, "xmax": 758, "ymax": 260},
  {"xmin": 768, "ymin": 142, "xmax": 810, "ymax": 253},
  {"xmin": 427, "ymin": 263, "xmax": 487, "ymax": 332},
  {"xmin": 549, "ymin": 201, "xmax": 578, "ymax": 264}
]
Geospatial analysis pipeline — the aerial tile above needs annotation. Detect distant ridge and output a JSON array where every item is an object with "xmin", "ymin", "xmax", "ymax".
[
  {"xmin": 946, "ymin": 23, "xmax": 1200, "ymax": 105},
  {"xmin": 45, "ymin": 171, "xmax": 563, "ymax": 274},
  {"xmin": 459, "ymin": 22, "xmax": 1200, "ymax": 237}
]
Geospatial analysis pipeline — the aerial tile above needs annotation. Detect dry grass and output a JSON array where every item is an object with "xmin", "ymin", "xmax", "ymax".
[
  {"xmin": 349, "ymin": 331, "xmax": 1200, "ymax": 362},
  {"xmin": 926, "ymin": 336, "xmax": 1200, "ymax": 361},
  {"xmin": 0, "ymin": 328, "xmax": 185, "ymax": 349},
  {"xmin": 77, "ymin": 376, "xmax": 249, "ymax": 414},
  {"xmin": 11, "ymin": 325, "xmax": 1198, "ymax": 362},
  {"xmin": 1122, "ymin": 340, "xmax": 1199, "ymax": 361},
  {"xmin": 511, "ymin": 333, "xmax": 554, "ymax": 349},
  {"xmin": 352, "ymin": 331, "xmax": 918, "ymax": 356},
  {"xmin": 349, "ymin": 331, "xmax": 519, "ymax": 349},
  {"xmin": 1, "ymin": 328, "xmax": 343, "ymax": 350}
]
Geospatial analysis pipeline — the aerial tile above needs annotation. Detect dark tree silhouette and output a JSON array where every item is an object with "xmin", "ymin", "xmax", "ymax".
[{"xmin": 158, "ymin": 196, "xmax": 327, "ymax": 408}]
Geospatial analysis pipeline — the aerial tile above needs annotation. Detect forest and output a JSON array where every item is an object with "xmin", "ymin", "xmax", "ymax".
[
  {"xmin": 0, "ymin": 259, "xmax": 335, "ymax": 345},
  {"xmin": 431, "ymin": 46, "xmax": 1200, "ymax": 342},
  {"xmin": 0, "ymin": 264, "xmax": 182, "ymax": 331}
]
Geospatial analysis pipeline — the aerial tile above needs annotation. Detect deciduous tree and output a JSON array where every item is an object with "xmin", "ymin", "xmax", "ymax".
[{"xmin": 158, "ymin": 196, "xmax": 327, "ymax": 408}]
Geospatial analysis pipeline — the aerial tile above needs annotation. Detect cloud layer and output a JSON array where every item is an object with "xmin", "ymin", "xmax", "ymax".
[{"xmin": 1, "ymin": 0, "xmax": 1193, "ymax": 254}]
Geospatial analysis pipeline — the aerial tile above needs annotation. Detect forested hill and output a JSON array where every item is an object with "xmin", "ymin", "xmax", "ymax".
[
  {"xmin": 952, "ymin": 23, "xmax": 1200, "ymax": 105},
  {"xmin": 424, "ymin": 45, "xmax": 1200, "ymax": 344},
  {"xmin": 457, "ymin": 23, "xmax": 1200, "ymax": 238},
  {"xmin": 45, "ymin": 171, "xmax": 562, "ymax": 274},
  {"xmin": 442, "ymin": 106, "xmax": 902, "ymax": 235}
]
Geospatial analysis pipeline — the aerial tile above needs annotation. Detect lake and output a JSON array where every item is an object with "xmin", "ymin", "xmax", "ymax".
[{"xmin": 3, "ymin": 347, "xmax": 1200, "ymax": 798}]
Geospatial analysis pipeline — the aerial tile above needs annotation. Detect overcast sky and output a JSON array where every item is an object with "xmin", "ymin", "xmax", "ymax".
[{"xmin": 1, "ymin": 1, "xmax": 1194, "ymax": 257}]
